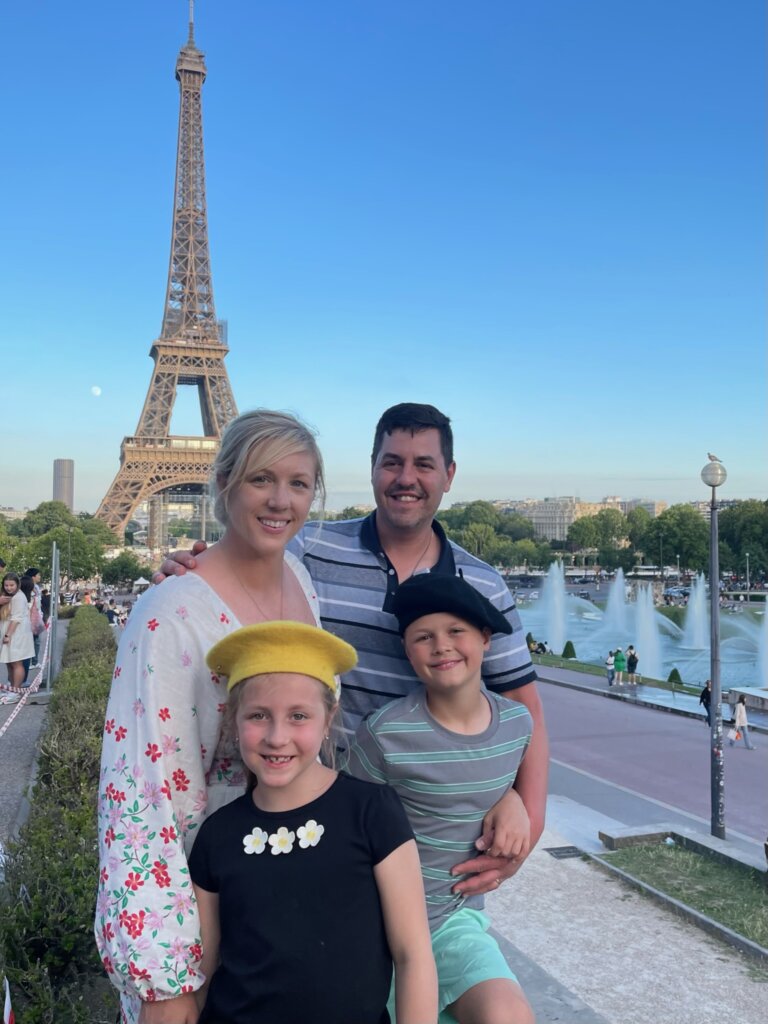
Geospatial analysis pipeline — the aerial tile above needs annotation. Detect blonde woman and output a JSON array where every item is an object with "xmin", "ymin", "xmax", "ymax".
[{"xmin": 95, "ymin": 410, "xmax": 325, "ymax": 1024}]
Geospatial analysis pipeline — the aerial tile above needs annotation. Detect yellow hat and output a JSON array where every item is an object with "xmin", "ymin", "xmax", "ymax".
[{"xmin": 206, "ymin": 621, "xmax": 357, "ymax": 695}]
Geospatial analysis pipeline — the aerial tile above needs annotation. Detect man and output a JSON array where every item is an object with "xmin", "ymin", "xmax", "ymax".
[{"xmin": 159, "ymin": 403, "xmax": 548, "ymax": 891}]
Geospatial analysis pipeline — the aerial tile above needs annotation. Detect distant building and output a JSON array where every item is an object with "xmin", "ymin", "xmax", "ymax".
[
  {"xmin": 496, "ymin": 495, "xmax": 666, "ymax": 541},
  {"xmin": 53, "ymin": 459, "xmax": 75, "ymax": 510},
  {"xmin": 0, "ymin": 506, "xmax": 29, "ymax": 521}
]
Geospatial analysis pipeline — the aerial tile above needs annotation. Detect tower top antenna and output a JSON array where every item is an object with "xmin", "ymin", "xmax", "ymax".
[{"xmin": 188, "ymin": 0, "xmax": 195, "ymax": 45}]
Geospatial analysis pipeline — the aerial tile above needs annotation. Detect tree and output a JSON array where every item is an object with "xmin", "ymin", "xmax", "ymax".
[
  {"xmin": 719, "ymin": 500, "xmax": 768, "ymax": 576},
  {"xmin": 78, "ymin": 513, "xmax": 120, "ymax": 546},
  {"xmin": 626, "ymin": 506, "xmax": 651, "ymax": 551},
  {"xmin": 13, "ymin": 501, "xmax": 77, "ymax": 538},
  {"xmin": 496, "ymin": 511, "xmax": 535, "ymax": 542},
  {"xmin": 567, "ymin": 516, "xmax": 599, "ymax": 552},
  {"xmin": 14, "ymin": 526, "xmax": 104, "ymax": 585},
  {"xmin": 102, "ymin": 550, "xmax": 153, "ymax": 588},
  {"xmin": 594, "ymin": 508, "xmax": 628, "ymax": 548},
  {"xmin": 643, "ymin": 505, "xmax": 709, "ymax": 574}
]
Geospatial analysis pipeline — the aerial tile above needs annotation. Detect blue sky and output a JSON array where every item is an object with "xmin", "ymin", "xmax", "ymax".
[{"xmin": 3, "ymin": 1, "xmax": 765, "ymax": 514}]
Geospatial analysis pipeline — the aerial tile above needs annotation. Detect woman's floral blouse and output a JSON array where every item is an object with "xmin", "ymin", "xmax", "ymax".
[{"xmin": 95, "ymin": 556, "xmax": 318, "ymax": 1022}]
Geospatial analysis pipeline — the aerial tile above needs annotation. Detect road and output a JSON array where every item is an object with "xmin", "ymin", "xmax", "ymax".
[{"xmin": 540, "ymin": 680, "xmax": 767, "ymax": 844}]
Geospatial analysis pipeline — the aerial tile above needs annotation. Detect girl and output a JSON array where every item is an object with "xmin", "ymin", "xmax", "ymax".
[
  {"xmin": 730, "ymin": 694, "xmax": 755, "ymax": 750},
  {"xmin": 613, "ymin": 647, "xmax": 626, "ymax": 686},
  {"xmin": 0, "ymin": 572, "xmax": 35, "ymax": 700},
  {"xmin": 96, "ymin": 410, "xmax": 329, "ymax": 1024},
  {"xmin": 190, "ymin": 621, "xmax": 437, "ymax": 1024}
]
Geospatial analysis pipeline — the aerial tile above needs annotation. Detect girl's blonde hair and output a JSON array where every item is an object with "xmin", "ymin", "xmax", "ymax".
[
  {"xmin": 211, "ymin": 409, "xmax": 325, "ymax": 527},
  {"xmin": 227, "ymin": 673, "xmax": 339, "ymax": 792}
]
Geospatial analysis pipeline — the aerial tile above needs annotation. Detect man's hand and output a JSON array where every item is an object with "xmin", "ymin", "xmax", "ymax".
[
  {"xmin": 153, "ymin": 541, "xmax": 208, "ymax": 585},
  {"xmin": 139, "ymin": 992, "xmax": 199, "ymax": 1023},
  {"xmin": 449, "ymin": 851, "xmax": 525, "ymax": 897},
  {"xmin": 475, "ymin": 787, "xmax": 530, "ymax": 860}
]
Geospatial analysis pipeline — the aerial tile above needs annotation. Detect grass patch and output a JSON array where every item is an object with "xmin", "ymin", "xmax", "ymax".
[{"xmin": 603, "ymin": 843, "xmax": 768, "ymax": 949}]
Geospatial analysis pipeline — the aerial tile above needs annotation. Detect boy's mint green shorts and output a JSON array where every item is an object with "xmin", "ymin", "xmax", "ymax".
[{"xmin": 388, "ymin": 907, "xmax": 518, "ymax": 1022}]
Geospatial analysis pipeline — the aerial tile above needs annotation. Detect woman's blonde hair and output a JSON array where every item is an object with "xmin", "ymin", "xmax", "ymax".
[{"xmin": 211, "ymin": 409, "xmax": 325, "ymax": 528}]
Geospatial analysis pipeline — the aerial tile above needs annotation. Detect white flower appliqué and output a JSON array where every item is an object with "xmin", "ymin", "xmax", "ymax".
[
  {"xmin": 268, "ymin": 826, "xmax": 295, "ymax": 855},
  {"xmin": 297, "ymin": 819, "xmax": 325, "ymax": 849},
  {"xmin": 242, "ymin": 827, "xmax": 268, "ymax": 855}
]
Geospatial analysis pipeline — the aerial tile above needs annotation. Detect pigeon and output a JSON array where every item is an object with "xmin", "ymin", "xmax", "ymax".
[{"xmin": 707, "ymin": 453, "xmax": 721, "ymax": 462}]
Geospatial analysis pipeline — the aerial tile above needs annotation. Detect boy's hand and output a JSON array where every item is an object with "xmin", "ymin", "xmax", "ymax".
[
  {"xmin": 139, "ymin": 992, "xmax": 199, "ymax": 1022},
  {"xmin": 152, "ymin": 541, "xmax": 208, "ymax": 584},
  {"xmin": 475, "ymin": 786, "xmax": 530, "ymax": 859}
]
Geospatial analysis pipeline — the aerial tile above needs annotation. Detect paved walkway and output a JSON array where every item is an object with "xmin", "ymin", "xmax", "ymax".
[{"xmin": 1, "ymin": 634, "xmax": 766, "ymax": 1022}]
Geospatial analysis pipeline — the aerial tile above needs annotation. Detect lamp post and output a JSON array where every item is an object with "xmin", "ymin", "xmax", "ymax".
[
  {"xmin": 676, "ymin": 554, "xmax": 680, "ymax": 582},
  {"xmin": 746, "ymin": 552, "xmax": 750, "ymax": 596},
  {"xmin": 701, "ymin": 458, "xmax": 727, "ymax": 840}
]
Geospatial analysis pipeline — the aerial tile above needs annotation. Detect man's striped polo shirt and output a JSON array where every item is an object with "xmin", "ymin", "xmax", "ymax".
[{"xmin": 289, "ymin": 514, "xmax": 536, "ymax": 738}]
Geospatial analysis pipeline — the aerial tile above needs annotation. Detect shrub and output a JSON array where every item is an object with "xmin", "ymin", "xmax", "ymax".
[
  {"xmin": 562, "ymin": 640, "xmax": 577, "ymax": 659},
  {"xmin": 0, "ymin": 607, "xmax": 119, "ymax": 1023},
  {"xmin": 668, "ymin": 667, "xmax": 682, "ymax": 684}
]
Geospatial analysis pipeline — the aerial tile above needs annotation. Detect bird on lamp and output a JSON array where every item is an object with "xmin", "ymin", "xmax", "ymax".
[{"xmin": 707, "ymin": 453, "xmax": 722, "ymax": 463}]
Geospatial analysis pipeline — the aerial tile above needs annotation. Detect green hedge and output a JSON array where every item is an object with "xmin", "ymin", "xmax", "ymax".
[{"xmin": 0, "ymin": 607, "xmax": 120, "ymax": 1023}]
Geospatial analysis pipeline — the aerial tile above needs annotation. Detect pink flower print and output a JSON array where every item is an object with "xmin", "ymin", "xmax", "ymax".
[
  {"xmin": 145, "ymin": 910, "xmax": 164, "ymax": 930},
  {"xmin": 220, "ymin": 612, "xmax": 230, "ymax": 624},
  {"xmin": 161, "ymin": 734, "xmax": 180, "ymax": 756},
  {"xmin": 104, "ymin": 826, "xmax": 116, "ymax": 848},
  {"xmin": 151, "ymin": 861, "xmax": 172, "ymax": 888},
  {"xmin": 180, "ymin": 650, "xmax": 192, "ymax": 668},
  {"xmin": 105, "ymin": 719, "xmax": 115, "ymax": 734},
  {"xmin": 161, "ymin": 780, "xmax": 172, "ymax": 800},
  {"xmin": 125, "ymin": 822, "xmax": 150, "ymax": 851},
  {"xmin": 96, "ymin": 889, "xmax": 110, "ymax": 914},
  {"xmin": 217, "ymin": 702, "xmax": 227, "ymax": 714},
  {"xmin": 128, "ymin": 961, "xmax": 151, "ymax": 983},
  {"xmin": 172, "ymin": 768, "xmax": 190, "ymax": 792},
  {"xmin": 133, "ymin": 699, "xmax": 146, "ymax": 717},
  {"xmin": 107, "ymin": 805, "xmax": 122, "ymax": 828},
  {"xmin": 142, "ymin": 780, "xmax": 163, "ymax": 807},
  {"xmin": 114, "ymin": 725, "xmax": 127, "ymax": 742},
  {"xmin": 125, "ymin": 871, "xmax": 145, "ymax": 892},
  {"xmin": 160, "ymin": 825, "xmax": 178, "ymax": 844},
  {"xmin": 169, "ymin": 937, "xmax": 188, "ymax": 961},
  {"xmin": 113, "ymin": 666, "xmax": 122, "ymax": 679},
  {"xmin": 158, "ymin": 706, "xmax": 171, "ymax": 721},
  {"xmin": 145, "ymin": 743, "xmax": 162, "ymax": 763},
  {"xmin": 176, "ymin": 605, "xmax": 189, "ymax": 620},
  {"xmin": 172, "ymin": 891, "xmax": 194, "ymax": 916},
  {"xmin": 192, "ymin": 790, "xmax": 207, "ymax": 814},
  {"xmin": 147, "ymin": 618, "xmax": 159, "ymax": 631}
]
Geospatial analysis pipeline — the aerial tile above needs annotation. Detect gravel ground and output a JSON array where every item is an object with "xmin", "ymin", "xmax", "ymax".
[{"xmin": 486, "ymin": 825, "xmax": 768, "ymax": 1024}]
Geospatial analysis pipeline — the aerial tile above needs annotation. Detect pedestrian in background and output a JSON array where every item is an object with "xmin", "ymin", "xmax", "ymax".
[
  {"xmin": 729, "ymin": 694, "xmax": 755, "ymax": 750},
  {"xmin": 699, "ymin": 679, "xmax": 712, "ymax": 726},
  {"xmin": 605, "ymin": 651, "xmax": 615, "ymax": 687},
  {"xmin": 613, "ymin": 647, "xmax": 626, "ymax": 686},
  {"xmin": 626, "ymin": 645, "xmax": 639, "ymax": 684}
]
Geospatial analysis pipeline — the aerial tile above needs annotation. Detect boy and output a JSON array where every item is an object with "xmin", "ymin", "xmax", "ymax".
[{"xmin": 347, "ymin": 573, "xmax": 535, "ymax": 1024}]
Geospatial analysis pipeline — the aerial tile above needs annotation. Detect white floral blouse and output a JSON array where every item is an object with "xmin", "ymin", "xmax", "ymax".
[{"xmin": 94, "ymin": 554, "xmax": 319, "ymax": 1022}]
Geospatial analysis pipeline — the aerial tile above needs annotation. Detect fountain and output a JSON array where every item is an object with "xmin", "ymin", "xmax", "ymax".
[
  {"xmin": 516, "ymin": 571, "xmax": 763, "ymax": 688},
  {"xmin": 541, "ymin": 562, "xmax": 567, "ymax": 656},
  {"xmin": 681, "ymin": 574, "xmax": 708, "ymax": 649}
]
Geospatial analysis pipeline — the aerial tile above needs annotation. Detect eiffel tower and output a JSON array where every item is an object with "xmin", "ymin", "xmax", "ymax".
[{"xmin": 97, "ymin": 2, "xmax": 237, "ymax": 544}]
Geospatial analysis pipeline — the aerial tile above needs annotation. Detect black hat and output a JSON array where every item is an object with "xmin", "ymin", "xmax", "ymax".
[{"xmin": 393, "ymin": 573, "xmax": 512, "ymax": 637}]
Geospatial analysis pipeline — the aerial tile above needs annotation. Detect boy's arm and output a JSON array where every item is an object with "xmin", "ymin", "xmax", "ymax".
[
  {"xmin": 451, "ymin": 682, "xmax": 548, "ymax": 896},
  {"xmin": 374, "ymin": 839, "xmax": 438, "ymax": 1024}
]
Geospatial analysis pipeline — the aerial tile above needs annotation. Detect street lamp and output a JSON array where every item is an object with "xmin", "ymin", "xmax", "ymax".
[
  {"xmin": 676, "ymin": 554, "xmax": 680, "ymax": 581},
  {"xmin": 746, "ymin": 552, "xmax": 750, "ymax": 596},
  {"xmin": 701, "ymin": 458, "xmax": 727, "ymax": 840}
]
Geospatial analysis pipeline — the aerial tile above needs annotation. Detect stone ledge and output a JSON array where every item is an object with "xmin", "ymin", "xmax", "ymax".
[{"xmin": 598, "ymin": 822, "xmax": 767, "ymax": 873}]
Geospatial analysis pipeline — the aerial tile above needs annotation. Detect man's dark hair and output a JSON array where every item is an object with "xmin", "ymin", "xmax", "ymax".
[
  {"xmin": 371, "ymin": 403, "xmax": 454, "ymax": 468},
  {"xmin": 0, "ymin": 558, "xmax": 6, "ymax": 570},
  {"xmin": 25, "ymin": 567, "xmax": 40, "ymax": 577}
]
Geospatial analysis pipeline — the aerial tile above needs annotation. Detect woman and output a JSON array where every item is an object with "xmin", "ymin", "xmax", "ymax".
[
  {"xmin": 613, "ymin": 646, "xmax": 626, "ymax": 686},
  {"xmin": 729, "ymin": 694, "xmax": 755, "ymax": 750},
  {"xmin": 95, "ymin": 410, "xmax": 325, "ymax": 1024},
  {"xmin": 0, "ymin": 572, "xmax": 35, "ymax": 701}
]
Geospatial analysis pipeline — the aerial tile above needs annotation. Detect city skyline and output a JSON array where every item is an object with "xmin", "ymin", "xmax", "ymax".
[{"xmin": 3, "ymin": 1, "xmax": 765, "ymax": 515}]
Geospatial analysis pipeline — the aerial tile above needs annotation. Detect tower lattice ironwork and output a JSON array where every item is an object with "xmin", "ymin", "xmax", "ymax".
[{"xmin": 97, "ymin": 3, "xmax": 237, "ymax": 540}]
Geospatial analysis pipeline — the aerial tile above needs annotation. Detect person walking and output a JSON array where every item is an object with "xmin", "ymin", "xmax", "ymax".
[
  {"xmin": 626, "ymin": 645, "xmax": 639, "ymax": 684},
  {"xmin": 613, "ymin": 647, "xmax": 626, "ymax": 686},
  {"xmin": 729, "ymin": 694, "xmax": 755, "ymax": 750},
  {"xmin": 605, "ymin": 651, "xmax": 615, "ymax": 687},
  {"xmin": 699, "ymin": 679, "xmax": 712, "ymax": 726},
  {"xmin": 0, "ymin": 572, "xmax": 35, "ymax": 699}
]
